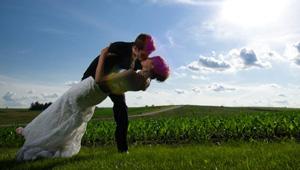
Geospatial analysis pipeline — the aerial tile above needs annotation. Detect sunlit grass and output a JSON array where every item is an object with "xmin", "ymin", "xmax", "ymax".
[{"xmin": 1, "ymin": 142, "xmax": 299, "ymax": 170}]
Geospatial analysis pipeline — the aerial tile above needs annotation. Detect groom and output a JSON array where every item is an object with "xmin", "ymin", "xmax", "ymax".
[{"xmin": 81, "ymin": 33, "xmax": 155, "ymax": 153}]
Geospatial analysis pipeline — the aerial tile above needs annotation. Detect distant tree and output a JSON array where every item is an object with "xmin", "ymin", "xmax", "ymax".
[{"xmin": 29, "ymin": 101, "xmax": 52, "ymax": 111}]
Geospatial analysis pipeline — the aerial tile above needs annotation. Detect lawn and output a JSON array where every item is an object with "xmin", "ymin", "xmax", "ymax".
[{"xmin": 1, "ymin": 142, "xmax": 299, "ymax": 170}]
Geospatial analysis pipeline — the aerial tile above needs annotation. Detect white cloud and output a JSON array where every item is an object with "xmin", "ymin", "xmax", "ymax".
[
  {"xmin": 262, "ymin": 83, "xmax": 281, "ymax": 89},
  {"xmin": 180, "ymin": 47, "xmax": 272, "ymax": 75},
  {"xmin": 278, "ymin": 94, "xmax": 287, "ymax": 97},
  {"xmin": 274, "ymin": 100, "xmax": 289, "ymax": 105},
  {"xmin": 171, "ymin": 71, "xmax": 187, "ymax": 80},
  {"xmin": 0, "ymin": 75, "xmax": 68, "ymax": 108},
  {"xmin": 191, "ymin": 75, "xmax": 207, "ymax": 80},
  {"xmin": 27, "ymin": 90, "xmax": 35, "ymax": 94},
  {"xmin": 238, "ymin": 48, "xmax": 271, "ymax": 69},
  {"xmin": 64, "ymin": 81, "xmax": 79, "ymax": 86},
  {"xmin": 41, "ymin": 93, "xmax": 59, "ymax": 98},
  {"xmin": 295, "ymin": 56, "xmax": 300, "ymax": 66},
  {"xmin": 192, "ymin": 87, "xmax": 201, "ymax": 93},
  {"xmin": 198, "ymin": 55, "xmax": 231, "ymax": 71},
  {"xmin": 208, "ymin": 83, "xmax": 236, "ymax": 92},
  {"xmin": 2, "ymin": 91, "xmax": 44, "ymax": 108},
  {"xmin": 187, "ymin": 61, "xmax": 201, "ymax": 71},
  {"xmin": 175, "ymin": 89, "xmax": 185, "ymax": 94},
  {"xmin": 2, "ymin": 92, "xmax": 20, "ymax": 106},
  {"xmin": 295, "ymin": 42, "xmax": 300, "ymax": 53}
]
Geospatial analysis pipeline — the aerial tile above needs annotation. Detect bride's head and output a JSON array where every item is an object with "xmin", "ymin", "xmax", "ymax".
[{"xmin": 141, "ymin": 56, "xmax": 170, "ymax": 82}]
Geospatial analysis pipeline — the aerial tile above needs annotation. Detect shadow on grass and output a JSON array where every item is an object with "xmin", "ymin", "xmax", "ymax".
[{"xmin": 0, "ymin": 154, "xmax": 98, "ymax": 170}]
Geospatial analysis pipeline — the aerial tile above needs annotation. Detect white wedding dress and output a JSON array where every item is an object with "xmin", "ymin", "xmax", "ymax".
[
  {"xmin": 16, "ymin": 77, "xmax": 107, "ymax": 161},
  {"xmin": 16, "ymin": 70, "xmax": 149, "ymax": 161}
]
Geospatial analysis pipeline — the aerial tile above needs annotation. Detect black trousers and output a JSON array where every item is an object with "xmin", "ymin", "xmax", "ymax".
[{"xmin": 109, "ymin": 94, "xmax": 128, "ymax": 152}]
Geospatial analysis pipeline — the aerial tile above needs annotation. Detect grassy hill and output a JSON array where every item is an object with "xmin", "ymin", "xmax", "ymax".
[
  {"xmin": 0, "ymin": 105, "xmax": 171, "ymax": 126},
  {"xmin": 1, "ymin": 105, "xmax": 300, "ymax": 126}
]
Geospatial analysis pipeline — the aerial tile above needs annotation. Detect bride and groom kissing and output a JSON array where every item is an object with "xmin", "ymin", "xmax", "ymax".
[{"xmin": 15, "ymin": 33, "xmax": 170, "ymax": 161}]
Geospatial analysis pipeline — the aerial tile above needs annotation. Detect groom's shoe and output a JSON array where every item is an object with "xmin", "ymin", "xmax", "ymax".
[{"xmin": 118, "ymin": 150, "xmax": 129, "ymax": 154}]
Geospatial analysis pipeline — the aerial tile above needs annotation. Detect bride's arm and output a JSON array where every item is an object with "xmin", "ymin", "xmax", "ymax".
[
  {"xmin": 98, "ymin": 70, "xmax": 151, "ymax": 95},
  {"xmin": 95, "ymin": 47, "xmax": 109, "ymax": 83}
]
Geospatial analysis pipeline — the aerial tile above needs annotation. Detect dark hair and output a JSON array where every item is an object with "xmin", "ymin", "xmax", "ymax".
[{"xmin": 134, "ymin": 33, "xmax": 155, "ymax": 54}]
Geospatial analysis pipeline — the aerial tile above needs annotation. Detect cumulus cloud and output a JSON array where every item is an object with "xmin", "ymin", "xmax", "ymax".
[
  {"xmin": 172, "ymin": 71, "xmax": 187, "ymax": 79},
  {"xmin": 278, "ymin": 94, "xmax": 287, "ymax": 97},
  {"xmin": 41, "ymin": 93, "xmax": 59, "ymax": 98},
  {"xmin": 295, "ymin": 42, "xmax": 300, "ymax": 53},
  {"xmin": 65, "ymin": 81, "xmax": 79, "ymax": 86},
  {"xmin": 192, "ymin": 87, "xmax": 201, "ymax": 93},
  {"xmin": 283, "ymin": 42, "xmax": 300, "ymax": 66},
  {"xmin": 229, "ymin": 48, "xmax": 271, "ymax": 69},
  {"xmin": 262, "ymin": 83, "xmax": 281, "ymax": 89},
  {"xmin": 187, "ymin": 61, "xmax": 201, "ymax": 71},
  {"xmin": 2, "ymin": 92, "xmax": 25, "ymax": 107},
  {"xmin": 198, "ymin": 55, "xmax": 231, "ymax": 70},
  {"xmin": 181, "ymin": 47, "xmax": 271, "ymax": 75},
  {"xmin": 240, "ymin": 49, "xmax": 259, "ymax": 66},
  {"xmin": 175, "ymin": 89, "xmax": 185, "ymax": 94},
  {"xmin": 295, "ymin": 57, "xmax": 300, "ymax": 65},
  {"xmin": 293, "ymin": 42, "xmax": 300, "ymax": 66},
  {"xmin": 185, "ymin": 54, "xmax": 231, "ymax": 73},
  {"xmin": 27, "ymin": 90, "xmax": 34, "ymax": 94},
  {"xmin": 274, "ymin": 100, "xmax": 289, "ymax": 105},
  {"xmin": 208, "ymin": 83, "xmax": 236, "ymax": 92},
  {"xmin": 190, "ymin": 75, "xmax": 207, "ymax": 80},
  {"xmin": 2, "ymin": 90, "xmax": 60, "ymax": 108},
  {"xmin": 3, "ymin": 92, "xmax": 17, "ymax": 102}
]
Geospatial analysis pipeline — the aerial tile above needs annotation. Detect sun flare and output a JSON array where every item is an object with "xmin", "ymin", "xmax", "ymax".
[{"xmin": 221, "ymin": 0, "xmax": 287, "ymax": 27}]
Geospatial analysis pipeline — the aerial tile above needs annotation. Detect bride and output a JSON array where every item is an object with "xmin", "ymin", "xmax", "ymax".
[{"xmin": 15, "ymin": 48, "xmax": 169, "ymax": 161}]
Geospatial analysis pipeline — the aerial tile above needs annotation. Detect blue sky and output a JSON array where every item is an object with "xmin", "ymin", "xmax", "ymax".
[{"xmin": 1, "ymin": 0, "xmax": 300, "ymax": 108}]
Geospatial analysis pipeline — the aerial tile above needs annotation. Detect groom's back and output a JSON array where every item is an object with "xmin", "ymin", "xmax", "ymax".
[{"xmin": 81, "ymin": 42, "xmax": 141, "ymax": 80}]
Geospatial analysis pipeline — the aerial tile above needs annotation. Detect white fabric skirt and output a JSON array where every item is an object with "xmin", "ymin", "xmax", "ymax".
[{"xmin": 16, "ymin": 77, "xmax": 107, "ymax": 161}]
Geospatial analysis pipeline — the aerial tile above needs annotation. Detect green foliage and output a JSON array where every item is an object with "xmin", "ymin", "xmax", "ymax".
[
  {"xmin": 1, "ymin": 109, "xmax": 299, "ymax": 147},
  {"xmin": 83, "ymin": 111, "xmax": 300, "ymax": 146}
]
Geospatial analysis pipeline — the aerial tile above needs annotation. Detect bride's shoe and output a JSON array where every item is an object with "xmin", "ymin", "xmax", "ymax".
[{"xmin": 16, "ymin": 127, "xmax": 24, "ymax": 136}]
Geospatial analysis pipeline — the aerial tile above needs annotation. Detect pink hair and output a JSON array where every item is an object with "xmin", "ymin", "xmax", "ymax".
[{"xmin": 150, "ymin": 56, "xmax": 170, "ymax": 82}]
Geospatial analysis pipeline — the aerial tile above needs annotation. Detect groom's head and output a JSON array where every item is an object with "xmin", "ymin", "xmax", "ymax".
[{"xmin": 132, "ymin": 33, "xmax": 155, "ymax": 61}]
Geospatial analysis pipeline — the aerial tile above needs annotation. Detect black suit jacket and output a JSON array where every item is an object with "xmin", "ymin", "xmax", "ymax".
[{"xmin": 82, "ymin": 42, "xmax": 142, "ymax": 81}]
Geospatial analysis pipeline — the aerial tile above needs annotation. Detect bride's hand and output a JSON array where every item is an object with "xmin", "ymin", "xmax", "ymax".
[{"xmin": 100, "ymin": 47, "xmax": 109, "ymax": 56}]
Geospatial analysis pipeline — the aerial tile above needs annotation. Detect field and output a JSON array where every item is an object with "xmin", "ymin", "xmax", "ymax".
[
  {"xmin": 1, "ymin": 142, "xmax": 299, "ymax": 170},
  {"xmin": 0, "ymin": 105, "xmax": 299, "ymax": 169}
]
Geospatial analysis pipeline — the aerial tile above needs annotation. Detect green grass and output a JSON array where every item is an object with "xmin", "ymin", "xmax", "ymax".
[
  {"xmin": 1, "ymin": 106, "xmax": 300, "ymax": 169},
  {"xmin": 2, "ymin": 105, "xmax": 300, "ymax": 126},
  {"xmin": 0, "ymin": 109, "xmax": 40, "ymax": 126},
  {"xmin": 0, "ymin": 106, "xmax": 171, "ymax": 125},
  {"xmin": 1, "ymin": 142, "xmax": 299, "ymax": 170},
  {"xmin": 154, "ymin": 105, "xmax": 300, "ymax": 118},
  {"xmin": 1, "ymin": 108, "xmax": 299, "ymax": 147},
  {"xmin": 93, "ymin": 105, "xmax": 170, "ymax": 118}
]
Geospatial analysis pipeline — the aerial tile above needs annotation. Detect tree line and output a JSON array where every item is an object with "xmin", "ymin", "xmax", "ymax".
[{"xmin": 29, "ymin": 101, "xmax": 52, "ymax": 111}]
